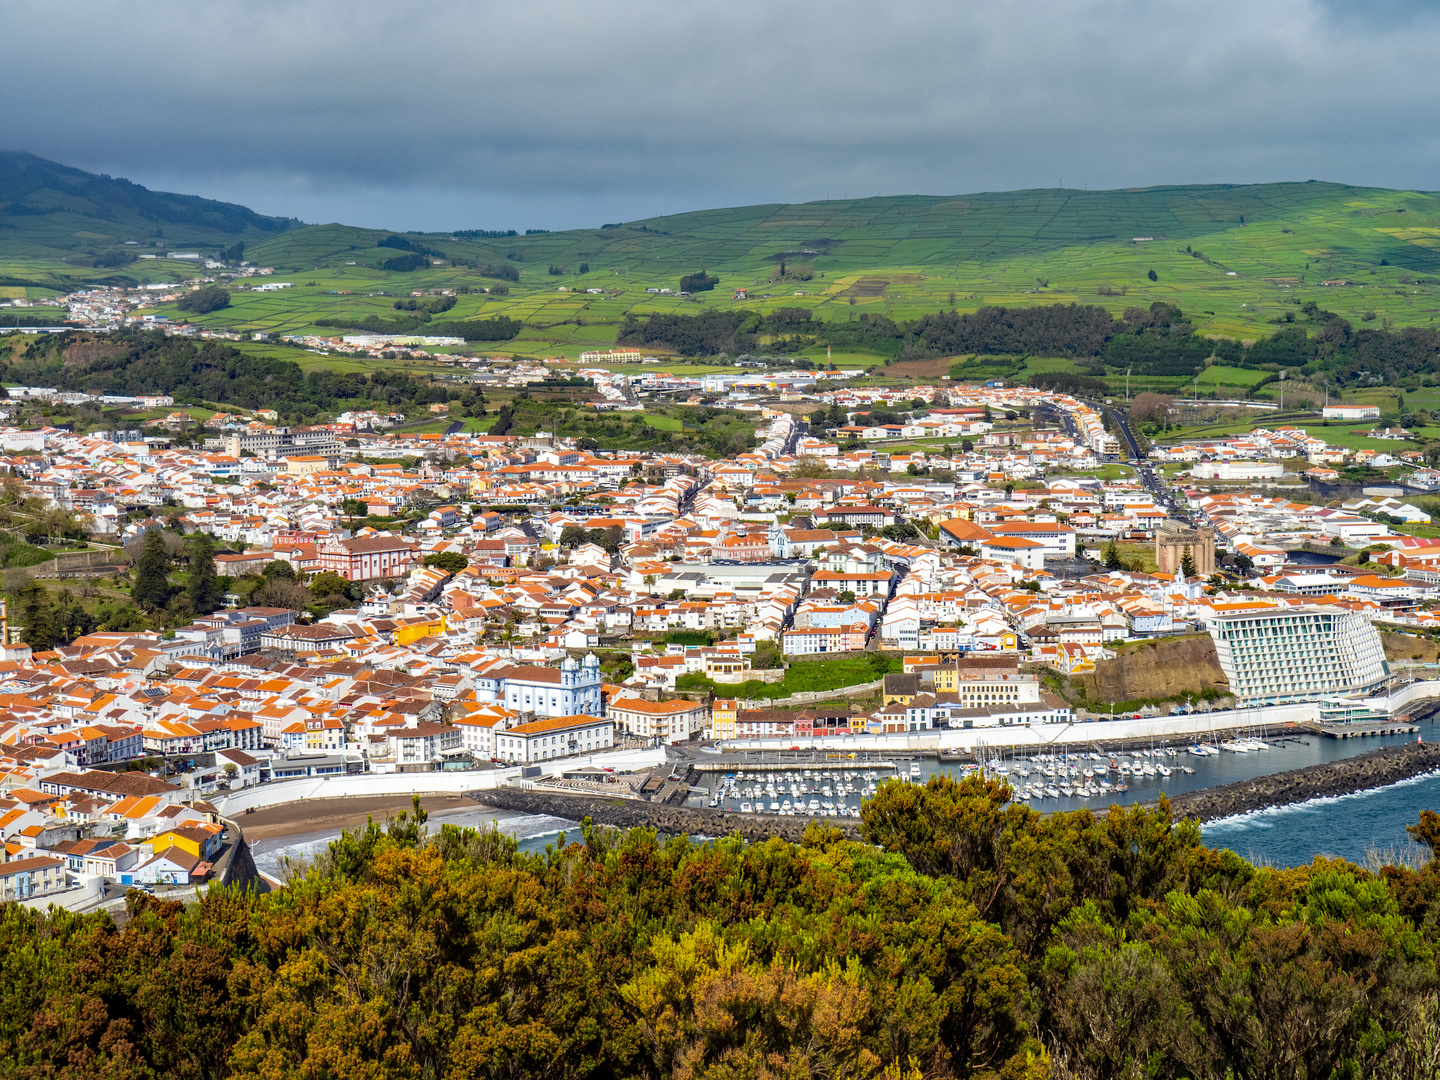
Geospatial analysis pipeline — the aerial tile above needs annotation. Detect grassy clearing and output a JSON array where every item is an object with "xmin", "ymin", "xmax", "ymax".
[
  {"xmin": 1196, "ymin": 365, "xmax": 1271, "ymax": 388},
  {"xmin": 701, "ymin": 654, "xmax": 898, "ymax": 700},
  {"xmin": 1109, "ymin": 542, "xmax": 1160, "ymax": 574},
  {"xmin": 1283, "ymin": 424, "xmax": 1419, "ymax": 451},
  {"xmin": 1051, "ymin": 464, "xmax": 1136, "ymax": 481}
]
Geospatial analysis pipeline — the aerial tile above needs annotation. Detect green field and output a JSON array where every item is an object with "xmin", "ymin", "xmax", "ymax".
[
  {"xmin": 1196, "ymin": 365, "xmax": 1272, "ymax": 388},
  {"xmin": 10, "ymin": 168, "xmax": 1440, "ymax": 343},
  {"xmin": 685, "ymin": 654, "xmax": 897, "ymax": 700},
  {"xmin": 1283, "ymin": 424, "xmax": 1421, "ymax": 451},
  {"xmin": 232, "ymin": 182, "xmax": 1440, "ymax": 343},
  {"xmin": 1051, "ymin": 463, "xmax": 1137, "ymax": 480}
]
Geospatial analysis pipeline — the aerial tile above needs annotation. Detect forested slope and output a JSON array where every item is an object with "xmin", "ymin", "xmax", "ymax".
[{"xmin": 3, "ymin": 777, "xmax": 1439, "ymax": 1080}]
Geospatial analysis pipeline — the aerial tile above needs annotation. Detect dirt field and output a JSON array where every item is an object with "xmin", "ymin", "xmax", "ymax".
[
  {"xmin": 882, "ymin": 356, "xmax": 958, "ymax": 378},
  {"xmin": 238, "ymin": 793, "xmax": 475, "ymax": 842}
]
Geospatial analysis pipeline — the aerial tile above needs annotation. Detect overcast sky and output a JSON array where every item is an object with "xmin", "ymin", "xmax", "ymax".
[{"xmin": 3, "ymin": 0, "xmax": 1438, "ymax": 231}]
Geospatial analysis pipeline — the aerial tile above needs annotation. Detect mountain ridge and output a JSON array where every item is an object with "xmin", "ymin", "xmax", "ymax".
[
  {"xmin": 0, "ymin": 150, "xmax": 301, "ymax": 260},
  {"xmin": 5, "ymin": 154, "xmax": 1440, "ymax": 346}
]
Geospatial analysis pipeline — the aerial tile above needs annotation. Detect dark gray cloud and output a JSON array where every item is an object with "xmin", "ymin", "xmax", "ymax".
[{"xmin": 3, "ymin": 0, "xmax": 1438, "ymax": 230}]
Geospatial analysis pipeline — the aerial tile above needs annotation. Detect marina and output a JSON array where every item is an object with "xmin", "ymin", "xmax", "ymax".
[{"xmin": 687, "ymin": 722, "xmax": 1437, "ymax": 819}]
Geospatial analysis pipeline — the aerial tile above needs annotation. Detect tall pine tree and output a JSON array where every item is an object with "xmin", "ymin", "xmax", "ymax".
[
  {"xmin": 131, "ymin": 528, "xmax": 173, "ymax": 612},
  {"xmin": 18, "ymin": 584, "xmax": 54, "ymax": 652},
  {"xmin": 186, "ymin": 532, "xmax": 224, "ymax": 614}
]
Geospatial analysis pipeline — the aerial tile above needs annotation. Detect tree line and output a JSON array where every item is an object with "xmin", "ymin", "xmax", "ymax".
[
  {"xmin": 616, "ymin": 300, "xmax": 1440, "ymax": 388},
  {"xmin": 3, "ymin": 776, "xmax": 1440, "ymax": 1079},
  {"xmin": 0, "ymin": 332, "xmax": 489, "ymax": 419},
  {"xmin": 312, "ymin": 314, "xmax": 521, "ymax": 341},
  {"xmin": 393, "ymin": 295, "xmax": 456, "ymax": 314}
]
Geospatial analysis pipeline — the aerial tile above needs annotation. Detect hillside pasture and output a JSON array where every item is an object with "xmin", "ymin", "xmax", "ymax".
[{"xmin": 1196, "ymin": 365, "xmax": 1272, "ymax": 388}]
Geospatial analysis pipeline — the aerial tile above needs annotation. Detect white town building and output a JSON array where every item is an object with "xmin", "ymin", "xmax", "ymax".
[{"xmin": 1208, "ymin": 605, "xmax": 1389, "ymax": 705}]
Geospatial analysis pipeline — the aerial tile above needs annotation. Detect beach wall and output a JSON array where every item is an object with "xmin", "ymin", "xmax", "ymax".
[
  {"xmin": 1164, "ymin": 741, "xmax": 1440, "ymax": 823},
  {"xmin": 213, "ymin": 748, "xmax": 668, "ymax": 815},
  {"xmin": 215, "ymin": 818, "xmax": 260, "ymax": 890},
  {"xmin": 19, "ymin": 874, "xmax": 105, "ymax": 913}
]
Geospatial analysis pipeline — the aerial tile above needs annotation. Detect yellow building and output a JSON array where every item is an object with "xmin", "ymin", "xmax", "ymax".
[
  {"xmin": 710, "ymin": 698, "xmax": 738, "ymax": 739},
  {"xmin": 882, "ymin": 671, "xmax": 920, "ymax": 706},
  {"xmin": 395, "ymin": 615, "xmax": 447, "ymax": 646},
  {"xmin": 151, "ymin": 823, "xmax": 222, "ymax": 861},
  {"xmin": 279, "ymin": 454, "xmax": 330, "ymax": 477}
]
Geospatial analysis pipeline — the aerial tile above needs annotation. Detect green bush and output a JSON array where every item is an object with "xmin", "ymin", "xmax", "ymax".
[
  {"xmin": 2, "ymin": 542, "xmax": 55, "ymax": 568},
  {"xmin": 663, "ymin": 630, "xmax": 713, "ymax": 647}
]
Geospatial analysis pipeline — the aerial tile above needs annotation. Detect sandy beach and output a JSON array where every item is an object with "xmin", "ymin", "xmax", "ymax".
[{"xmin": 236, "ymin": 793, "xmax": 477, "ymax": 842}]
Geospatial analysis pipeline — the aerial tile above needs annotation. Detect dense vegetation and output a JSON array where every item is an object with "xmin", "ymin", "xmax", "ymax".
[
  {"xmin": 393, "ymin": 295, "xmax": 456, "ymax": 314},
  {"xmin": 679, "ymin": 269, "xmax": 719, "ymax": 293},
  {"xmin": 175, "ymin": 286, "xmax": 231, "ymax": 314},
  {"xmin": 312, "ymin": 314, "xmax": 522, "ymax": 341},
  {"xmin": 0, "ymin": 332, "xmax": 486, "ymax": 420},
  {"xmin": 381, "ymin": 252, "xmax": 431, "ymax": 273},
  {"xmin": 0, "ymin": 313, "xmax": 80, "ymax": 329},
  {"xmin": 619, "ymin": 304, "xmax": 1137, "ymax": 360},
  {"xmin": 620, "ymin": 300, "xmax": 1440, "ymax": 389},
  {"xmin": 616, "ymin": 308, "xmax": 822, "ymax": 357},
  {"xmin": 489, "ymin": 398, "xmax": 759, "ymax": 457},
  {"xmin": 4, "ymin": 778, "xmax": 1440, "ymax": 1079}
]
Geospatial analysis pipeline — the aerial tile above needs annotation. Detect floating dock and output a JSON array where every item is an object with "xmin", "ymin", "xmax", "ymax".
[
  {"xmin": 692, "ymin": 759, "xmax": 897, "ymax": 774},
  {"xmin": 1312, "ymin": 722, "xmax": 1420, "ymax": 739}
]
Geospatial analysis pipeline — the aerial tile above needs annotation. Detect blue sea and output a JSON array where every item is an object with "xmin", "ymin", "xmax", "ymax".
[{"xmin": 1202, "ymin": 769, "xmax": 1440, "ymax": 867}]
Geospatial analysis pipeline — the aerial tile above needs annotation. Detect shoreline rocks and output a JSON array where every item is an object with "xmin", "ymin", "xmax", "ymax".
[
  {"xmin": 1161, "ymin": 741, "xmax": 1440, "ymax": 823},
  {"xmin": 471, "ymin": 787, "xmax": 862, "ymax": 844}
]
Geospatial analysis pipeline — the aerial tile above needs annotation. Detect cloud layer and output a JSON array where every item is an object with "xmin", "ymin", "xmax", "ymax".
[{"xmin": 4, "ymin": 0, "xmax": 1438, "ymax": 229}]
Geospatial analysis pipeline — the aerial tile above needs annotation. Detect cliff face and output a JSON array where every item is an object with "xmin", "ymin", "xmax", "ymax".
[
  {"xmin": 1076, "ymin": 634, "xmax": 1229, "ymax": 705},
  {"xmin": 1382, "ymin": 631, "xmax": 1440, "ymax": 664}
]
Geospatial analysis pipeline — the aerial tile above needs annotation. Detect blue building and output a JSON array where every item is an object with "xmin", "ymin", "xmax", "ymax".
[{"xmin": 491, "ymin": 654, "xmax": 604, "ymax": 717}]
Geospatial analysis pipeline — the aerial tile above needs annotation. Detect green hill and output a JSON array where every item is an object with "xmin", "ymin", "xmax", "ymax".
[
  {"xmin": 0, "ymin": 150, "xmax": 300, "ymax": 288},
  {"xmin": 5, "ymin": 155, "xmax": 1440, "ymax": 349},
  {"xmin": 249, "ymin": 182, "xmax": 1440, "ymax": 279},
  {"xmin": 241, "ymin": 181, "xmax": 1440, "ymax": 344}
]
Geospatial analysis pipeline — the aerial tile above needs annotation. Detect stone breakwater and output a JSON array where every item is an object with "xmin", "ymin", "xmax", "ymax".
[
  {"xmin": 1163, "ymin": 742, "xmax": 1440, "ymax": 823},
  {"xmin": 471, "ymin": 787, "xmax": 863, "ymax": 844}
]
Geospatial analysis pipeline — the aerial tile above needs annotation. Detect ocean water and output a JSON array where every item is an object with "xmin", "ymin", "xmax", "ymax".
[{"xmin": 1202, "ymin": 769, "xmax": 1440, "ymax": 868}]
